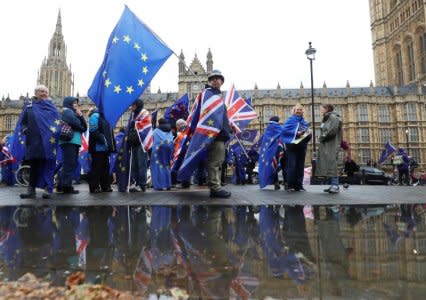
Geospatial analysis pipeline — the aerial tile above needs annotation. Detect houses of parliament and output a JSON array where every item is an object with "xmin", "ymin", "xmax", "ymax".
[{"xmin": 2, "ymin": 1, "xmax": 426, "ymax": 168}]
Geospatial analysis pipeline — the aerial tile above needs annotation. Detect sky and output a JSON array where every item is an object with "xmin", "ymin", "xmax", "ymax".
[{"xmin": 0, "ymin": 0, "xmax": 375, "ymax": 99}]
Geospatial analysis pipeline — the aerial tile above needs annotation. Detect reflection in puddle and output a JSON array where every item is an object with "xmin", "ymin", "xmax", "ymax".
[{"xmin": 0, "ymin": 204, "xmax": 426, "ymax": 298}]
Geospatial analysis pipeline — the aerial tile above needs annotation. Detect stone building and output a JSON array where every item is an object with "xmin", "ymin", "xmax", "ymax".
[
  {"xmin": 370, "ymin": 0, "xmax": 426, "ymax": 86},
  {"xmin": 1, "ymin": 4, "xmax": 426, "ymax": 168}
]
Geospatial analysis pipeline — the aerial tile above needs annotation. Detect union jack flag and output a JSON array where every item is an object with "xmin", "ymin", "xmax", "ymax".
[
  {"xmin": 134, "ymin": 109, "xmax": 153, "ymax": 151},
  {"xmin": 224, "ymin": 85, "xmax": 257, "ymax": 133},
  {"xmin": 177, "ymin": 88, "xmax": 225, "ymax": 181},
  {"xmin": 79, "ymin": 130, "xmax": 89, "ymax": 154},
  {"xmin": 0, "ymin": 145, "xmax": 15, "ymax": 165}
]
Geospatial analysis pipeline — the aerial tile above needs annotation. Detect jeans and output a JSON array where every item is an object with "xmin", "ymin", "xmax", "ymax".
[
  {"xmin": 131, "ymin": 146, "xmax": 147, "ymax": 188},
  {"xmin": 59, "ymin": 143, "xmax": 79, "ymax": 188},
  {"xmin": 330, "ymin": 176, "xmax": 339, "ymax": 186}
]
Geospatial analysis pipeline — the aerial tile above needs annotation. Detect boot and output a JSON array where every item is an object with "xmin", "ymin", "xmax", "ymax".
[
  {"xmin": 20, "ymin": 186, "xmax": 36, "ymax": 199},
  {"xmin": 63, "ymin": 186, "xmax": 79, "ymax": 194},
  {"xmin": 210, "ymin": 189, "xmax": 231, "ymax": 198}
]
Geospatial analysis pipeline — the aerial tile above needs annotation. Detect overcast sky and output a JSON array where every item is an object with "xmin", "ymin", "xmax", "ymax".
[{"xmin": 0, "ymin": 0, "xmax": 374, "ymax": 99}]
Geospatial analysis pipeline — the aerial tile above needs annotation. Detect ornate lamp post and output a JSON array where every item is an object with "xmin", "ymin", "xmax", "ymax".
[
  {"xmin": 305, "ymin": 42, "xmax": 317, "ymax": 176},
  {"xmin": 405, "ymin": 128, "xmax": 410, "ymax": 155}
]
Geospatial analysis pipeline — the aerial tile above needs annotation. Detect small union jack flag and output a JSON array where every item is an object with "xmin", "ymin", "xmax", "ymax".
[
  {"xmin": 79, "ymin": 130, "xmax": 89, "ymax": 154},
  {"xmin": 224, "ymin": 85, "xmax": 257, "ymax": 133},
  {"xmin": 0, "ymin": 145, "xmax": 15, "ymax": 165},
  {"xmin": 134, "ymin": 109, "xmax": 153, "ymax": 151}
]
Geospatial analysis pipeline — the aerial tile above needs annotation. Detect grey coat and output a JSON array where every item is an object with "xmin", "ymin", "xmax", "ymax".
[{"xmin": 316, "ymin": 111, "xmax": 343, "ymax": 177}]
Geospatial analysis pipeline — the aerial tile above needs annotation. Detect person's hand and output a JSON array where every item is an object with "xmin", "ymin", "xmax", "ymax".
[{"xmin": 76, "ymin": 109, "xmax": 83, "ymax": 117}]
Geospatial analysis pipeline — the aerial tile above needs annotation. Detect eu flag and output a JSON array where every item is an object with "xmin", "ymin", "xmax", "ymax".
[
  {"xmin": 88, "ymin": 6, "xmax": 173, "ymax": 127},
  {"xmin": 164, "ymin": 93, "xmax": 189, "ymax": 122},
  {"xmin": 258, "ymin": 121, "xmax": 282, "ymax": 188},
  {"xmin": 378, "ymin": 141, "xmax": 396, "ymax": 164}
]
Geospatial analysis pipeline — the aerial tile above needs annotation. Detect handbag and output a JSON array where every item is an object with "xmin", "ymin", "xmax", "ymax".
[{"xmin": 59, "ymin": 120, "xmax": 74, "ymax": 141}]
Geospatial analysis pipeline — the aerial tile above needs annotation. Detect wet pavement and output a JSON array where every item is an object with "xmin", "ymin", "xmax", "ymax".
[
  {"xmin": 1, "ymin": 184, "xmax": 425, "ymax": 205},
  {"xmin": 1, "ymin": 203, "xmax": 426, "ymax": 299}
]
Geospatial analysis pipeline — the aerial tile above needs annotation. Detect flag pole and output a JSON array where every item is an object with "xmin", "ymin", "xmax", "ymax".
[
  {"xmin": 233, "ymin": 134, "xmax": 250, "ymax": 160},
  {"xmin": 127, "ymin": 150, "xmax": 133, "ymax": 192}
]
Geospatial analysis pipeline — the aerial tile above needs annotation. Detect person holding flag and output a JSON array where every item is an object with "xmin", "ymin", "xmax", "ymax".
[
  {"xmin": 178, "ymin": 70, "xmax": 232, "ymax": 198},
  {"xmin": 127, "ymin": 100, "xmax": 150, "ymax": 192},
  {"xmin": 19, "ymin": 85, "xmax": 60, "ymax": 199}
]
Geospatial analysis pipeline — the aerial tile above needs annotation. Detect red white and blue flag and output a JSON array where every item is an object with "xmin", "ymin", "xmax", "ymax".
[
  {"xmin": 224, "ymin": 85, "xmax": 257, "ymax": 133},
  {"xmin": 134, "ymin": 109, "xmax": 153, "ymax": 151},
  {"xmin": 177, "ymin": 88, "xmax": 225, "ymax": 181},
  {"xmin": 0, "ymin": 145, "xmax": 15, "ymax": 165}
]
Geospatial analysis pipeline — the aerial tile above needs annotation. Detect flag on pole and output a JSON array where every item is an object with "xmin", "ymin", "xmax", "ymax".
[
  {"xmin": 135, "ymin": 110, "xmax": 154, "ymax": 151},
  {"xmin": 88, "ymin": 6, "xmax": 173, "ymax": 126},
  {"xmin": 224, "ymin": 85, "xmax": 257, "ymax": 133},
  {"xmin": 164, "ymin": 93, "xmax": 189, "ymax": 122},
  {"xmin": 378, "ymin": 141, "xmax": 396, "ymax": 164}
]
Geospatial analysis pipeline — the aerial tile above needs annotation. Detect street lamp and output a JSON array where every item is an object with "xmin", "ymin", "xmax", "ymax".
[
  {"xmin": 305, "ymin": 42, "xmax": 316, "ymax": 152},
  {"xmin": 305, "ymin": 42, "xmax": 317, "ymax": 176},
  {"xmin": 405, "ymin": 128, "xmax": 410, "ymax": 155}
]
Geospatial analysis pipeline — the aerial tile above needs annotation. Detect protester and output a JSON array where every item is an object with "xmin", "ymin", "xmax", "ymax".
[
  {"xmin": 395, "ymin": 147, "xmax": 410, "ymax": 186},
  {"xmin": 150, "ymin": 118, "xmax": 174, "ymax": 190},
  {"xmin": 88, "ymin": 107, "xmax": 115, "ymax": 193},
  {"xmin": 205, "ymin": 70, "xmax": 232, "ymax": 198},
  {"xmin": 127, "ymin": 100, "xmax": 148, "ymax": 193},
  {"xmin": 19, "ymin": 85, "xmax": 60, "ymax": 199},
  {"xmin": 282, "ymin": 104, "xmax": 311, "ymax": 192},
  {"xmin": 316, "ymin": 104, "xmax": 343, "ymax": 193},
  {"xmin": 258, "ymin": 116, "xmax": 282, "ymax": 189},
  {"xmin": 57, "ymin": 97, "xmax": 87, "ymax": 194},
  {"xmin": 343, "ymin": 156, "xmax": 359, "ymax": 178},
  {"xmin": 171, "ymin": 119, "xmax": 189, "ymax": 188}
]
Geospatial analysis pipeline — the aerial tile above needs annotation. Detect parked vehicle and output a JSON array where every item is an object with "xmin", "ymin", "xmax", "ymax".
[{"xmin": 350, "ymin": 166, "xmax": 393, "ymax": 185}]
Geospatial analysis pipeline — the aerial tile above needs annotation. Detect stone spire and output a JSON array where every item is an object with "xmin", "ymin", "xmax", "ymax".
[
  {"xmin": 178, "ymin": 49, "xmax": 185, "ymax": 74},
  {"xmin": 206, "ymin": 48, "xmax": 213, "ymax": 73},
  {"xmin": 37, "ymin": 9, "xmax": 72, "ymax": 99}
]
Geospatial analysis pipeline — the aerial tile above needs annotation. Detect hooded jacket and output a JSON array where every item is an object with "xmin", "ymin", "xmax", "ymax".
[{"xmin": 60, "ymin": 97, "xmax": 87, "ymax": 145}]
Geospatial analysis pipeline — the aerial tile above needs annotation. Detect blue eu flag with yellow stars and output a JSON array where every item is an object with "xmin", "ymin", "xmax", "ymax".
[{"xmin": 88, "ymin": 6, "xmax": 173, "ymax": 126}]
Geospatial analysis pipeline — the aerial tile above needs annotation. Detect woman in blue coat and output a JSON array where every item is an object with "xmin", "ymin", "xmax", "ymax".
[{"xmin": 58, "ymin": 97, "xmax": 87, "ymax": 194}]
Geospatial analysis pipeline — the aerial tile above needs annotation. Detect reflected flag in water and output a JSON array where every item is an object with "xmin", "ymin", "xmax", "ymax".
[{"xmin": 87, "ymin": 6, "xmax": 173, "ymax": 126}]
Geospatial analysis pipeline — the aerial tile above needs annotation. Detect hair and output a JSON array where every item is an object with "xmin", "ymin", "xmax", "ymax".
[
  {"xmin": 292, "ymin": 103, "xmax": 304, "ymax": 114},
  {"xmin": 322, "ymin": 104, "xmax": 334, "ymax": 112},
  {"xmin": 34, "ymin": 84, "xmax": 48, "ymax": 94}
]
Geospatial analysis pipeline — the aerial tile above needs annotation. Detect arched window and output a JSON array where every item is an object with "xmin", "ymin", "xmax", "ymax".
[
  {"xmin": 395, "ymin": 46, "xmax": 404, "ymax": 85},
  {"xmin": 407, "ymin": 38, "xmax": 416, "ymax": 81}
]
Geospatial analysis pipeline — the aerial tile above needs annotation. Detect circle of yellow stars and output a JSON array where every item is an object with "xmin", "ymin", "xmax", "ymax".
[{"xmin": 102, "ymin": 34, "xmax": 149, "ymax": 95}]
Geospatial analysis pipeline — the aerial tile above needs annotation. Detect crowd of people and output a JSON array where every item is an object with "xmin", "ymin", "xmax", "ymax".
[{"xmin": 0, "ymin": 70, "xmax": 349, "ymax": 199}]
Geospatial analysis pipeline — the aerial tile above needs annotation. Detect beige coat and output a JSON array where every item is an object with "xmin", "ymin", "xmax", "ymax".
[{"xmin": 316, "ymin": 112, "xmax": 343, "ymax": 177}]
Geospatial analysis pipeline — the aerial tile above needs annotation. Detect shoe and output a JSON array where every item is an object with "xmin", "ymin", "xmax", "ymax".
[
  {"xmin": 20, "ymin": 186, "xmax": 36, "ymax": 199},
  {"xmin": 141, "ymin": 186, "xmax": 146, "ymax": 192},
  {"xmin": 328, "ymin": 186, "xmax": 340, "ymax": 194},
  {"xmin": 130, "ymin": 186, "xmax": 142, "ymax": 193},
  {"xmin": 323, "ymin": 187, "xmax": 331, "ymax": 193},
  {"xmin": 287, "ymin": 188, "xmax": 296, "ymax": 192},
  {"xmin": 56, "ymin": 186, "xmax": 63, "ymax": 193},
  {"xmin": 221, "ymin": 182, "xmax": 227, "ymax": 186},
  {"xmin": 210, "ymin": 189, "xmax": 231, "ymax": 198},
  {"xmin": 63, "ymin": 187, "xmax": 79, "ymax": 194},
  {"xmin": 274, "ymin": 182, "xmax": 281, "ymax": 190},
  {"xmin": 102, "ymin": 188, "xmax": 113, "ymax": 192},
  {"xmin": 42, "ymin": 192, "xmax": 52, "ymax": 199},
  {"xmin": 90, "ymin": 188, "xmax": 102, "ymax": 194},
  {"xmin": 298, "ymin": 187, "xmax": 306, "ymax": 192}
]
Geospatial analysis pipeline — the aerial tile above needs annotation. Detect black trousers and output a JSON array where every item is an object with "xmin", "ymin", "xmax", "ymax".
[
  {"xmin": 89, "ymin": 152, "xmax": 111, "ymax": 191},
  {"xmin": 28, "ymin": 159, "xmax": 46, "ymax": 188}
]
